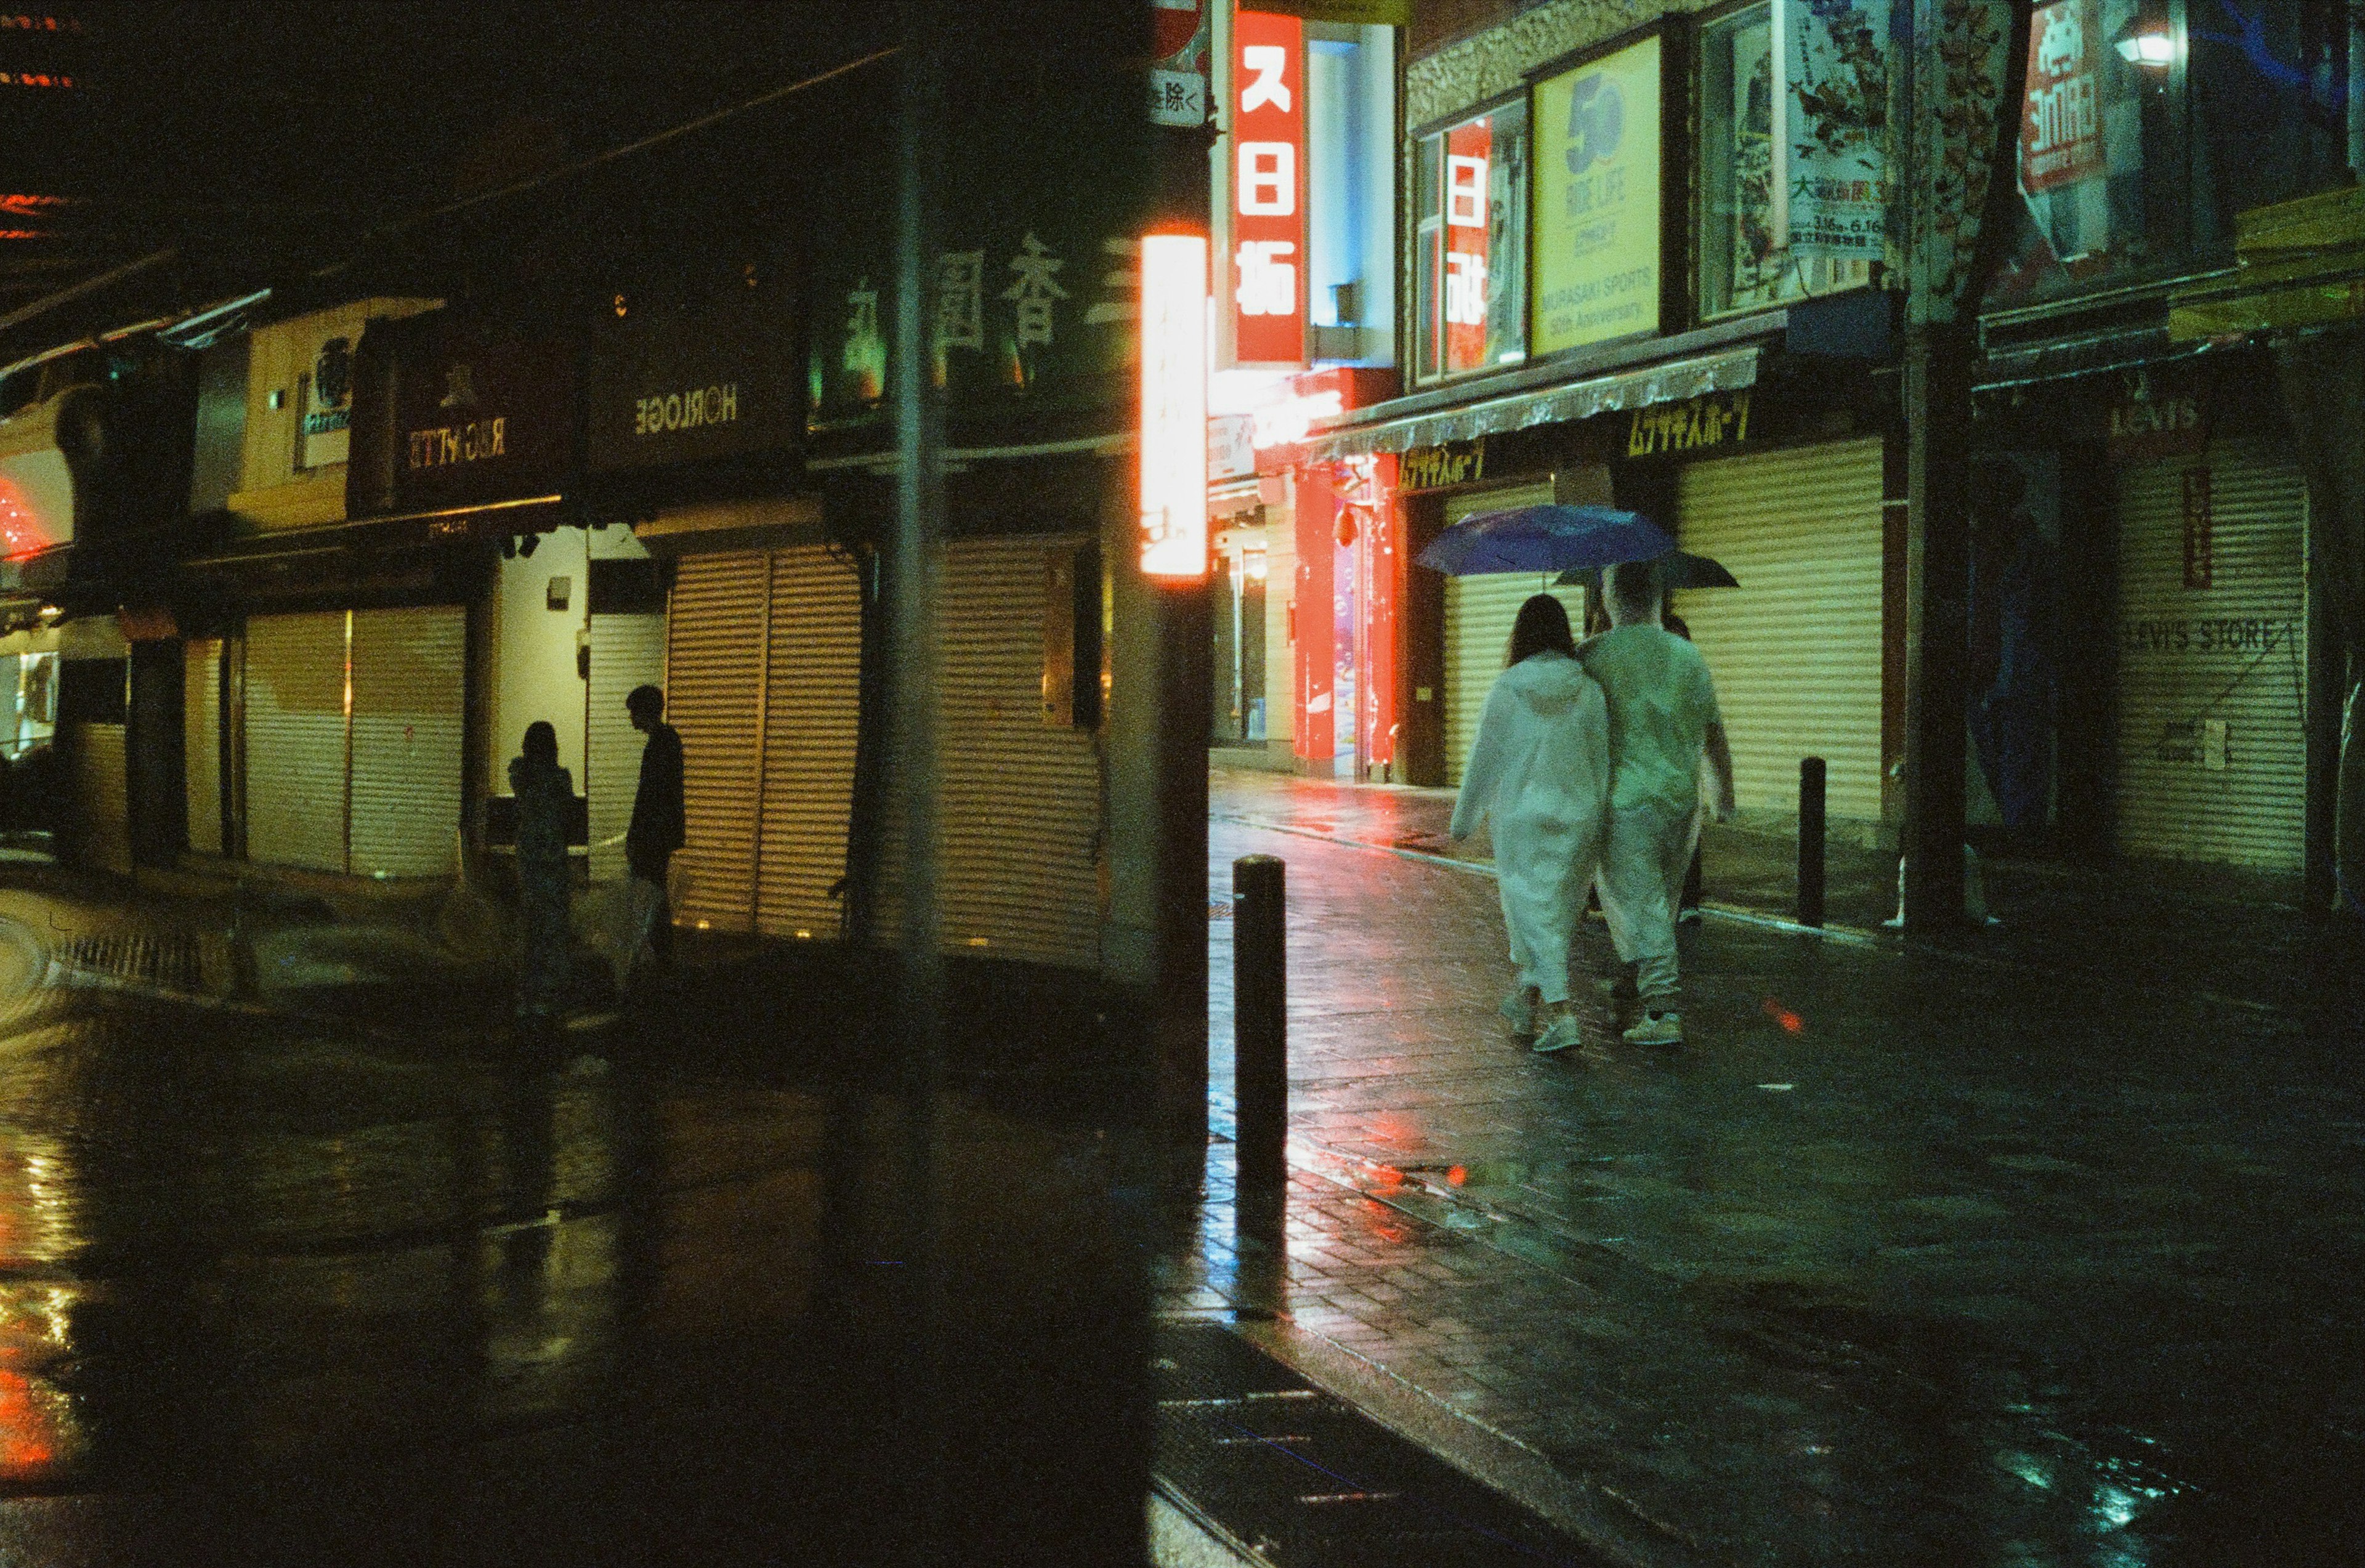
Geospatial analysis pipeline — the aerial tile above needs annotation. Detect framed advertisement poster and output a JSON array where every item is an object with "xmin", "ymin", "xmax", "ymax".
[{"xmin": 1530, "ymin": 32, "xmax": 1666, "ymax": 357}]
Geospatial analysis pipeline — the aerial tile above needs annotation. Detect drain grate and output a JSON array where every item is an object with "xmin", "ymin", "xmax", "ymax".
[
  {"xmin": 1154, "ymin": 1323, "xmax": 1609, "ymax": 1566},
  {"xmin": 56, "ymin": 931, "xmax": 204, "ymax": 993}
]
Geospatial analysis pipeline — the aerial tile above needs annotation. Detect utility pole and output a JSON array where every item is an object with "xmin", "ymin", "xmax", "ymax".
[{"xmin": 1898, "ymin": 0, "xmax": 2029, "ymax": 932}]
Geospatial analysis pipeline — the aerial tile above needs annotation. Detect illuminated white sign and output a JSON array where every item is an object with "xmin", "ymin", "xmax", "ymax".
[{"xmin": 1139, "ymin": 232, "xmax": 1208, "ymax": 580}]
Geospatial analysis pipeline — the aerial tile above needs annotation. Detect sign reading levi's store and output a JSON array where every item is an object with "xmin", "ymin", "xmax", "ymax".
[
  {"xmin": 587, "ymin": 296, "xmax": 802, "ymax": 471},
  {"xmin": 350, "ymin": 313, "xmax": 576, "ymax": 516}
]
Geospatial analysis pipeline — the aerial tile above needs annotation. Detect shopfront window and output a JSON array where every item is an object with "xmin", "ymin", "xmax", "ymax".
[
  {"xmin": 1412, "ymin": 101, "xmax": 1527, "ymax": 383},
  {"xmin": 1699, "ymin": 0, "xmax": 1896, "ymax": 318},
  {"xmin": 1989, "ymin": 0, "xmax": 2360, "ymax": 307}
]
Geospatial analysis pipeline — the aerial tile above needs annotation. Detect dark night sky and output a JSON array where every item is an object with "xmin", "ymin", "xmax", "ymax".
[{"xmin": 0, "ymin": 2, "xmax": 895, "ymax": 357}]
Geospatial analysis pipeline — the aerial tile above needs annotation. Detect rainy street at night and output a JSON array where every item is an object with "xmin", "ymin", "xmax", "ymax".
[{"xmin": 7, "ymin": 0, "xmax": 2365, "ymax": 1562}]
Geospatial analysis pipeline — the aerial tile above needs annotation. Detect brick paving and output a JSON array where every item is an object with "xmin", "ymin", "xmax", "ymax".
[{"xmin": 1164, "ymin": 767, "xmax": 2365, "ymax": 1567}]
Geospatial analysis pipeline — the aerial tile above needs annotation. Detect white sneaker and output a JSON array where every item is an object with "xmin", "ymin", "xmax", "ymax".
[
  {"xmin": 1532, "ymin": 1014, "xmax": 1583, "ymax": 1054},
  {"xmin": 1622, "ymin": 1009, "xmax": 1684, "ymax": 1048}
]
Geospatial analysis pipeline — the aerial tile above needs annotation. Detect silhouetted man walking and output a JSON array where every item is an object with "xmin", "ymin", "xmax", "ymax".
[{"xmin": 626, "ymin": 684, "xmax": 685, "ymax": 961}]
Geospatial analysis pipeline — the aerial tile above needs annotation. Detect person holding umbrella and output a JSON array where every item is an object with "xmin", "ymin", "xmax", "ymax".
[
  {"xmin": 1582, "ymin": 559, "xmax": 1736, "ymax": 1047},
  {"xmin": 1448, "ymin": 594, "xmax": 1609, "ymax": 1056}
]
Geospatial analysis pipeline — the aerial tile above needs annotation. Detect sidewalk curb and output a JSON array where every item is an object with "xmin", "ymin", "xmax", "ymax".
[{"xmin": 1229, "ymin": 1317, "xmax": 1695, "ymax": 1568}]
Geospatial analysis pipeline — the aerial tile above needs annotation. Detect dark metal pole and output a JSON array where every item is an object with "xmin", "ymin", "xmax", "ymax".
[
  {"xmin": 1233, "ymin": 854, "xmax": 1286, "ymax": 1237},
  {"xmin": 891, "ymin": 6, "xmax": 947, "ymax": 1562},
  {"xmin": 1798, "ymin": 756, "xmax": 1827, "ymax": 929}
]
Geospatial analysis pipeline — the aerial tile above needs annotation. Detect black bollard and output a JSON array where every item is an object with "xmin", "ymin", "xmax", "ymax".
[
  {"xmin": 1798, "ymin": 757, "xmax": 1827, "ymax": 928},
  {"xmin": 1233, "ymin": 855, "xmax": 1287, "ymax": 1237}
]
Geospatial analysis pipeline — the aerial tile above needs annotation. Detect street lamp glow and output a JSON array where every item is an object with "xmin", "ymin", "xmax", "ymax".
[
  {"xmin": 1139, "ymin": 231, "xmax": 1208, "ymax": 581},
  {"xmin": 2116, "ymin": 28, "xmax": 2174, "ymax": 66}
]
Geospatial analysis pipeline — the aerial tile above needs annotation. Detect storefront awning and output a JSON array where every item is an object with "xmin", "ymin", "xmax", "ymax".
[{"xmin": 1298, "ymin": 346, "xmax": 1761, "ymax": 462}]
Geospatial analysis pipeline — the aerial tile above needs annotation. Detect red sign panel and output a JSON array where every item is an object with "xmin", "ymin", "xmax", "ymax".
[
  {"xmin": 2023, "ymin": 0, "xmax": 2104, "ymax": 193},
  {"xmin": 1232, "ymin": 10, "xmax": 1305, "ymax": 366},
  {"xmin": 1442, "ymin": 117, "xmax": 1494, "ymax": 373}
]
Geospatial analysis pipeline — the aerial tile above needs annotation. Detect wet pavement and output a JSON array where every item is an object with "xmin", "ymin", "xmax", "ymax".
[
  {"xmin": 1166, "ymin": 766, "xmax": 2365, "ymax": 1567},
  {"xmin": 0, "ymin": 870, "xmax": 1154, "ymax": 1565}
]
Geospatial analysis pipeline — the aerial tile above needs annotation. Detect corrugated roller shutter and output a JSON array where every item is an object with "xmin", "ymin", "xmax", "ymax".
[
  {"xmin": 245, "ymin": 612, "xmax": 349, "ymax": 873},
  {"xmin": 1673, "ymin": 438, "xmax": 1885, "ymax": 823},
  {"xmin": 2112, "ymin": 442, "xmax": 2307, "ymax": 870},
  {"xmin": 1440, "ymin": 482, "xmax": 1571, "ymax": 787},
  {"xmin": 70, "ymin": 722, "xmax": 129, "ymax": 873},
  {"xmin": 185, "ymin": 638, "xmax": 222, "ymax": 856},
  {"xmin": 666, "ymin": 551, "xmax": 768, "ymax": 932},
  {"xmin": 756, "ymin": 546, "xmax": 862, "ymax": 940},
  {"xmin": 918, "ymin": 536, "xmax": 1102, "ymax": 968},
  {"xmin": 587, "ymin": 613, "xmax": 668, "ymax": 884},
  {"xmin": 347, "ymin": 607, "xmax": 465, "ymax": 878}
]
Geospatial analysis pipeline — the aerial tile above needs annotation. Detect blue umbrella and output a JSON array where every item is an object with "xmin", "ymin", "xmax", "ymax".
[
  {"xmin": 1416, "ymin": 504, "xmax": 1675, "ymax": 576},
  {"xmin": 1555, "ymin": 550, "xmax": 1740, "ymax": 592}
]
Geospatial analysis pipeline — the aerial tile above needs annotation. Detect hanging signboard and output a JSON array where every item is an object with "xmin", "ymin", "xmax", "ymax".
[
  {"xmin": 1232, "ymin": 10, "xmax": 1307, "ymax": 366},
  {"xmin": 298, "ymin": 333, "xmax": 355, "ymax": 470},
  {"xmin": 1787, "ymin": 0, "xmax": 1894, "ymax": 266},
  {"xmin": 1532, "ymin": 34, "xmax": 1663, "ymax": 356},
  {"xmin": 349, "ymin": 313, "xmax": 576, "ymax": 516},
  {"xmin": 2022, "ymin": 0, "xmax": 2103, "ymax": 192},
  {"xmin": 588, "ymin": 288, "xmax": 802, "ymax": 472}
]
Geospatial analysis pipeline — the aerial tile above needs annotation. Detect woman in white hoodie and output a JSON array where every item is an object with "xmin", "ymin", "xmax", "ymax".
[{"xmin": 1449, "ymin": 594, "xmax": 1611, "ymax": 1055}]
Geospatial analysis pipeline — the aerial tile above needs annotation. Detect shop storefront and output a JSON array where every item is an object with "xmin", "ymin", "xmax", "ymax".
[{"xmin": 184, "ymin": 300, "xmax": 573, "ymax": 880}]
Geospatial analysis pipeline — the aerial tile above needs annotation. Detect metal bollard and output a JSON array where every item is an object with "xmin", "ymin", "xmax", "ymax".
[
  {"xmin": 1798, "ymin": 757, "xmax": 1827, "ymax": 928},
  {"xmin": 1233, "ymin": 855, "xmax": 1287, "ymax": 1236}
]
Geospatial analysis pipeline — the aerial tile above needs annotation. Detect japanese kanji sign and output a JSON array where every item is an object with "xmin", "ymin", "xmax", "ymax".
[{"xmin": 1232, "ymin": 10, "xmax": 1306, "ymax": 366}]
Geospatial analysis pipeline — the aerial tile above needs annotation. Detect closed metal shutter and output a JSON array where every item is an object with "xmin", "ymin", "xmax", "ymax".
[
  {"xmin": 666, "ymin": 551, "xmax": 768, "ymax": 931},
  {"xmin": 245, "ymin": 612, "xmax": 349, "ymax": 873},
  {"xmin": 2112, "ymin": 442, "xmax": 2307, "ymax": 870},
  {"xmin": 68, "ymin": 722, "xmax": 129, "ymax": 873},
  {"xmin": 1673, "ymin": 437, "xmax": 1885, "ymax": 823},
  {"xmin": 347, "ymin": 607, "xmax": 465, "ymax": 878},
  {"xmin": 895, "ymin": 536, "xmax": 1102, "ymax": 968},
  {"xmin": 1440, "ymin": 482, "xmax": 1571, "ymax": 787},
  {"xmin": 185, "ymin": 639, "xmax": 223, "ymax": 856},
  {"xmin": 586, "ymin": 613, "xmax": 668, "ymax": 884},
  {"xmin": 755, "ymin": 546, "xmax": 862, "ymax": 940}
]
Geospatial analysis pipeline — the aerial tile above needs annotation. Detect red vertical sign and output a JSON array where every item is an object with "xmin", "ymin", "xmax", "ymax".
[
  {"xmin": 2023, "ymin": 0, "xmax": 2104, "ymax": 192},
  {"xmin": 1233, "ymin": 10, "xmax": 1305, "ymax": 366},
  {"xmin": 1441, "ymin": 118, "xmax": 1494, "ymax": 373}
]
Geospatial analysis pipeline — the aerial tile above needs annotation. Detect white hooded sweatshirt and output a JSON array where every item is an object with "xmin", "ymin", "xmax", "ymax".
[{"xmin": 1449, "ymin": 651, "xmax": 1610, "ymax": 1004}]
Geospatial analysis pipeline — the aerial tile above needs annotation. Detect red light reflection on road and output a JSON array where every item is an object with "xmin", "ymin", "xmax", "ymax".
[
  {"xmin": 1761, "ymin": 998, "xmax": 1805, "ymax": 1035},
  {"xmin": 0, "ymin": 1370, "xmax": 56, "ymax": 1473}
]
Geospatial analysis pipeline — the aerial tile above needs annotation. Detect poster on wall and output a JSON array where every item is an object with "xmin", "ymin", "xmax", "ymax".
[
  {"xmin": 1531, "ymin": 34, "xmax": 1661, "ymax": 356},
  {"xmin": 1787, "ymin": 0, "xmax": 1893, "ymax": 265}
]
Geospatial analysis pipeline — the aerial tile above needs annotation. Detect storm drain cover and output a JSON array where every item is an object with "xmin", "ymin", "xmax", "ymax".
[{"xmin": 1153, "ymin": 1322, "xmax": 1611, "ymax": 1567}]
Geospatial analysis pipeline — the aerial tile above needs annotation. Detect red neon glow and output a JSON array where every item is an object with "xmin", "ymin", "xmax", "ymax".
[
  {"xmin": 1139, "ymin": 231, "xmax": 1208, "ymax": 580},
  {"xmin": 1231, "ymin": 10, "xmax": 1304, "ymax": 366},
  {"xmin": 0, "ymin": 474, "xmax": 57, "ymax": 562},
  {"xmin": 1441, "ymin": 116, "xmax": 1494, "ymax": 373}
]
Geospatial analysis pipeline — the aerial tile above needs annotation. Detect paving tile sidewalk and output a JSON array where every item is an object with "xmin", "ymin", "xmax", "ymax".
[{"xmin": 1169, "ymin": 767, "xmax": 2365, "ymax": 1567}]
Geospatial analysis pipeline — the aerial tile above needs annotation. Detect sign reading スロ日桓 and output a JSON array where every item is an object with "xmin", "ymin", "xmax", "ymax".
[{"xmin": 1532, "ymin": 34, "xmax": 1661, "ymax": 356}]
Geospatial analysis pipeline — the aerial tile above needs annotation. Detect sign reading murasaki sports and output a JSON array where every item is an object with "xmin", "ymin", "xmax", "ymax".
[{"xmin": 1532, "ymin": 34, "xmax": 1662, "ymax": 356}]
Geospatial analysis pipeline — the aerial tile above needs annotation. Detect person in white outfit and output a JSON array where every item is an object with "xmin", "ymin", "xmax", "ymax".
[
  {"xmin": 1581, "ymin": 560, "xmax": 1736, "ymax": 1047},
  {"xmin": 1449, "ymin": 594, "xmax": 1610, "ymax": 1056}
]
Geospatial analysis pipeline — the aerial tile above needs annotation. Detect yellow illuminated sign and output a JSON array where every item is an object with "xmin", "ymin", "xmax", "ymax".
[
  {"xmin": 1139, "ymin": 232, "xmax": 1209, "ymax": 580},
  {"xmin": 1532, "ymin": 34, "xmax": 1661, "ymax": 356}
]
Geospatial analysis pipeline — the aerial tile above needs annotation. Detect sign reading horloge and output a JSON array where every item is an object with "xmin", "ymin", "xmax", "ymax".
[{"xmin": 588, "ymin": 288, "xmax": 800, "ymax": 472}]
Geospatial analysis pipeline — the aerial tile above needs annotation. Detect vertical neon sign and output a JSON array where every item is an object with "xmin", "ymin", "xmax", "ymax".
[
  {"xmin": 1232, "ymin": 9, "xmax": 1305, "ymax": 366},
  {"xmin": 1140, "ymin": 232, "xmax": 1208, "ymax": 580}
]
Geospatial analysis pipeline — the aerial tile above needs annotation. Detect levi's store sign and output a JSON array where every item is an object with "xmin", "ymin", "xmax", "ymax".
[{"xmin": 1232, "ymin": 10, "xmax": 1304, "ymax": 366}]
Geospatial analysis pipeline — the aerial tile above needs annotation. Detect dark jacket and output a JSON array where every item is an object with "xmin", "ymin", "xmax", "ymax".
[
  {"xmin": 507, "ymin": 754, "xmax": 576, "ymax": 879},
  {"xmin": 628, "ymin": 723, "xmax": 686, "ymax": 852}
]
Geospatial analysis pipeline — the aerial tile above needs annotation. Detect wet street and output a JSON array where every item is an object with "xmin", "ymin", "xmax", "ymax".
[
  {"xmin": 1166, "ymin": 767, "xmax": 2365, "ymax": 1567},
  {"xmin": 0, "ymin": 876, "xmax": 1149, "ymax": 1566}
]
